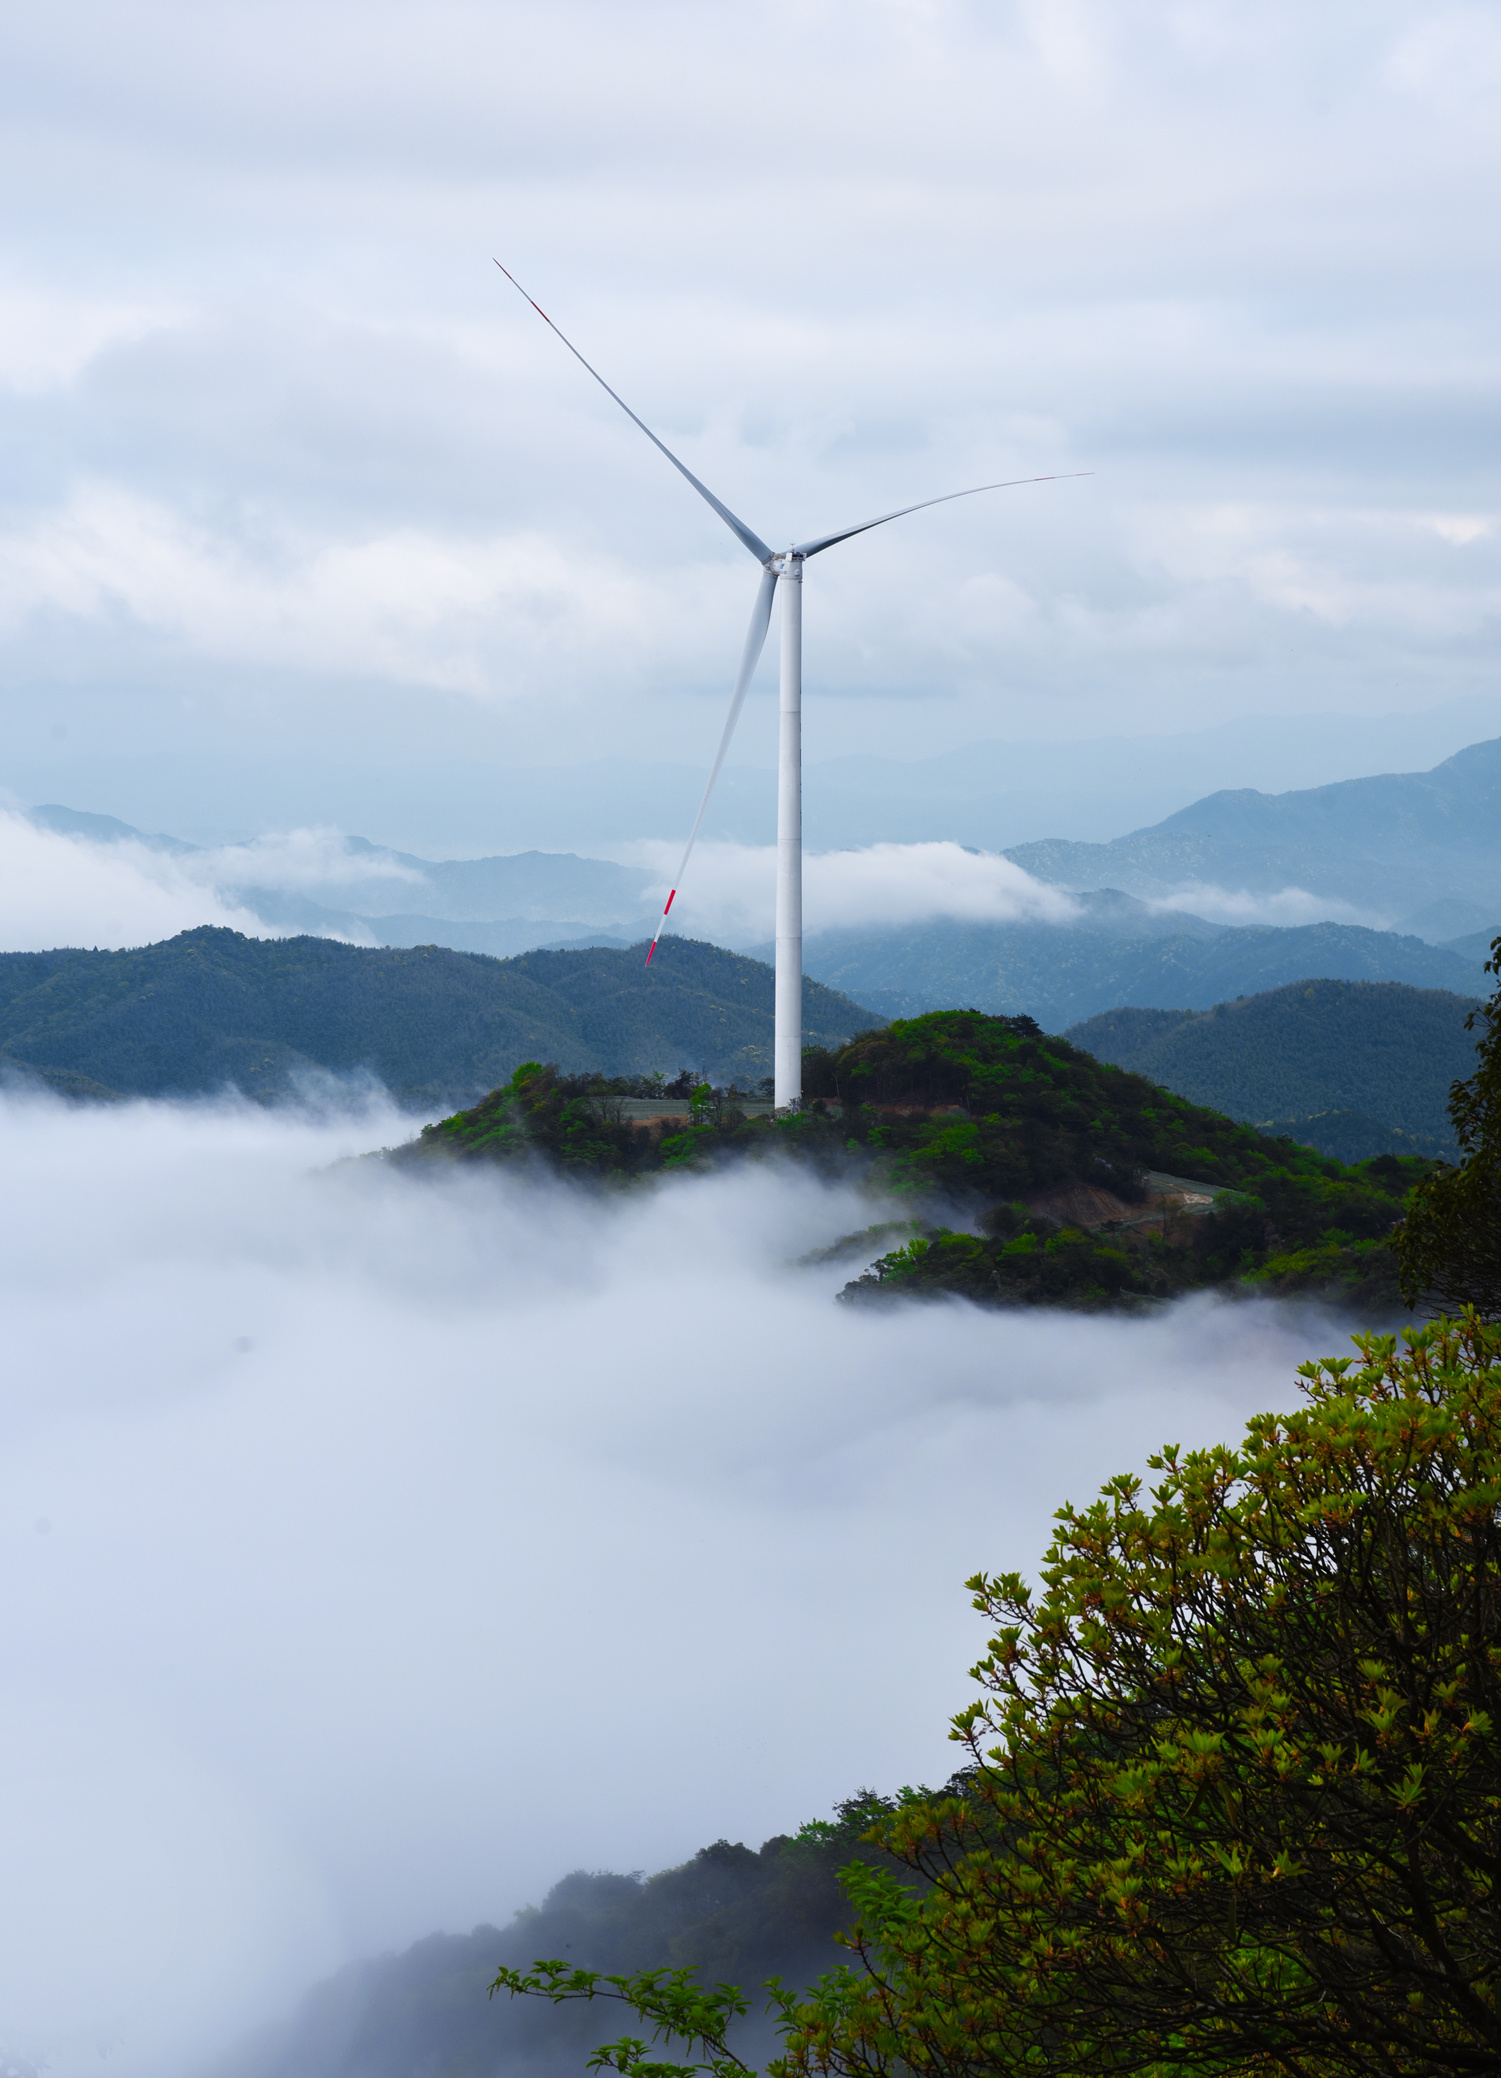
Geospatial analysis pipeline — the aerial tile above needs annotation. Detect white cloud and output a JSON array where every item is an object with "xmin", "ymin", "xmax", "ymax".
[
  {"xmin": 1126, "ymin": 501, "xmax": 1501, "ymax": 641},
  {"xmin": 0, "ymin": 486, "xmax": 686, "ymax": 699},
  {"xmin": 0, "ymin": 811, "xmax": 282, "ymax": 950},
  {"xmin": 189, "ymin": 827, "xmax": 427, "ymax": 894},
  {"xmin": 1422, "ymin": 513, "xmax": 1493, "ymax": 547},
  {"xmin": 0, "ymin": 1086, "xmax": 1349, "ymax": 2078},
  {"xmin": 626, "ymin": 839, "xmax": 1079, "ymax": 944},
  {"xmin": 1145, "ymin": 883, "xmax": 1383, "ymax": 929},
  {"xmin": 0, "ymin": 286, "xmax": 192, "ymax": 393}
]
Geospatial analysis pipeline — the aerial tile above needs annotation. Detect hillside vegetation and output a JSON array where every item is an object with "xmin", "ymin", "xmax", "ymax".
[
  {"xmin": 1251, "ymin": 1109, "xmax": 1448, "ymax": 1163},
  {"xmin": 1066, "ymin": 978, "xmax": 1479, "ymax": 1152},
  {"xmin": 0, "ymin": 929, "xmax": 876, "ymax": 1103},
  {"xmin": 409, "ymin": 1010, "xmax": 1430, "ymax": 1313}
]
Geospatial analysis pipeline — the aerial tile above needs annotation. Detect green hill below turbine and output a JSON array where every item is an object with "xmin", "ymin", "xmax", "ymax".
[
  {"xmin": 1065, "ymin": 979, "xmax": 1480, "ymax": 1155},
  {"xmin": 0, "ymin": 929, "xmax": 878, "ymax": 1104},
  {"xmin": 410, "ymin": 1010, "xmax": 1432, "ymax": 1315}
]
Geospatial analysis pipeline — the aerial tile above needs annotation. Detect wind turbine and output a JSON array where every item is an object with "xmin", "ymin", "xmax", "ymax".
[{"xmin": 494, "ymin": 262, "xmax": 1086, "ymax": 1109}]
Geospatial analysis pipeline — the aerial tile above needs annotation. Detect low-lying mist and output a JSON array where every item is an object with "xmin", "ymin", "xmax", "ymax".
[
  {"xmin": 630, "ymin": 839, "xmax": 1080, "ymax": 943},
  {"xmin": 0, "ymin": 1088, "xmax": 1360, "ymax": 2078}
]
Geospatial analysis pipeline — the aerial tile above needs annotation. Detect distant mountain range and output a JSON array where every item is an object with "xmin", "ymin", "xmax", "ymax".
[
  {"xmin": 1005, "ymin": 736, "xmax": 1501, "ymax": 925},
  {"xmin": 21, "ymin": 736, "xmax": 1501, "ymax": 1029},
  {"xmin": 1065, "ymin": 979, "xmax": 1481, "ymax": 1159},
  {"xmin": 0, "ymin": 930, "xmax": 877, "ymax": 1104},
  {"xmin": 786, "ymin": 898, "xmax": 1485, "ymax": 1032}
]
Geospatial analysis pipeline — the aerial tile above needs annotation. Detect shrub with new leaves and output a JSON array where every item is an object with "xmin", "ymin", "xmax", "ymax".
[
  {"xmin": 1399, "ymin": 937, "xmax": 1501, "ymax": 1318},
  {"xmin": 781, "ymin": 1314, "xmax": 1501, "ymax": 2077},
  {"xmin": 497, "ymin": 1319, "xmax": 1501, "ymax": 2078}
]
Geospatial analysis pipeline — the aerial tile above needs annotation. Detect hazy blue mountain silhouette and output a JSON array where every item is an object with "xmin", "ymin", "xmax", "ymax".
[
  {"xmin": 1005, "ymin": 737, "xmax": 1501, "ymax": 913},
  {"xmin": 793, "ymin": 916, "xmax": 1482, "ymax": 1030}
]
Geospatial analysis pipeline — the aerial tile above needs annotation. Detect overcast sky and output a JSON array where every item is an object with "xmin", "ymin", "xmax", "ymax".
[{"xmin": 2, "ymin": 0, "xmax": 1499, "ymax": 849}]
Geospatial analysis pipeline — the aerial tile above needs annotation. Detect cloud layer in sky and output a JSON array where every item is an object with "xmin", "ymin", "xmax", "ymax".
[
  {"xmin": 0, "ymin": 0, "xmax": 1497, "ymax": 847},
  {"xmin": 0, "ymin": 1087, "xmax": 1350, "ymax": 2078}
]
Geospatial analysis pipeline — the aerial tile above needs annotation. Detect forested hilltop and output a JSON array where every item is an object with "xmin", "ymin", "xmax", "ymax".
[
  {"xmin": 1066, "ymin": 977, "xmax": 1480, "ymax": 1158},
  {"xmin": 402, "ymin": 1009, "xmax": 1435, "ymax": 1314}
]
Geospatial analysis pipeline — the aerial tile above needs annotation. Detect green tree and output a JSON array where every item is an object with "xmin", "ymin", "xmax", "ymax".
[
  {"xmin": 1398, "ymin": 939, "xmax": 1501, "ymax": 1318},
  {"xmin": 498, "ymin": 1317, "xmax": 1501, "ymax": 2077}
]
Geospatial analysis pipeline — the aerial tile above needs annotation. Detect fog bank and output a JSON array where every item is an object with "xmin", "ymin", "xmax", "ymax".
[
  {"xmin": 633, "ymin": 838, "xmax": 1080, "ymax": 945},
  {"xmin": 0, "ymin": 811, "xmax": 276, "ymax": 950},
  {"xmin": 0, "ymin": 1088, "xmax": 1359, "ymax": 2078}
]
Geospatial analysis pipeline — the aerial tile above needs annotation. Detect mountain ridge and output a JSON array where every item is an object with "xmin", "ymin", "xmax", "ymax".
[
  {"xmin": 793, "ymin": 917, "xmax": 1483, "ymax": 1031},
  {"xmin": 1004, "ymin": 736, "xmax": 1501, "ymax": 915},
  {"xmin": 1064, "ymin": 979, "xmax": 1481, "ymax": 1151},
  {"xmin": 0, "ymin": 930, "xmax": 879, "ymax": 1104}
]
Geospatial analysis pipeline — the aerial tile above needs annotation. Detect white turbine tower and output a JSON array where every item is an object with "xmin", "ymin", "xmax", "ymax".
[{"xmin": 495, "ymin": 263, "xmax": 1085, "ymax": 1109}]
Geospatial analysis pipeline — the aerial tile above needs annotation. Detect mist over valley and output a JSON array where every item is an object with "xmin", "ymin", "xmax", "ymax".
[{"xmin": 0, "ymin": 1084, "xmax": 1339, "ymax": 2078}]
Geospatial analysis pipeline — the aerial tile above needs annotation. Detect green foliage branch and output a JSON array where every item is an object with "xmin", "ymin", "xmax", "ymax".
[
  {"xmin": 489, "ymin": 1959, "xmax": 776, "ymax": 2078},
  {"xmin": 1399, "ymin": 939, "xmax": 1501, "ymax": 1317}
]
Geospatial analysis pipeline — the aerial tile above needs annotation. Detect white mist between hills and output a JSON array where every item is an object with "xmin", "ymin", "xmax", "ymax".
[{"xmin": 0, "ymin": 1083, "xmax": 1360, "ymax": 2078}]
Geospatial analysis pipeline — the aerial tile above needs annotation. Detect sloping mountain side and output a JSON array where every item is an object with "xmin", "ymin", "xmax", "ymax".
[
  {"xmin": 207, "ymin": 1793, "xmax": 915, "ymax": 2078},
  {"xmin": 1443, "ymin": 925, "xmax": 1501, "ymax": 963},
  {"xmin": 1251, "ymin": 1109, "xmax": 1450, "ymax": 1164},
  {"xmin": 0, "ymin": 930, "xmax": 876, "ymax": 1103},
  {"xmin": 404, "ymin": 1012, "xmax": 1431, "ymax": 1315},
  {"xmin": 1065, "ymin": 980, "xmax": 1481, "ymax": 1153},
  {"xmin": 1003, "ymin": 735, "xmax": 1501, "ymax": 914},
  {"xmin": 796, "ymin": 913, "xmax": 1482, "ymax": 1029}
]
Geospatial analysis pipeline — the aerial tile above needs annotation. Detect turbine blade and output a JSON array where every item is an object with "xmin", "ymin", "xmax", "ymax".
[
  {"xmin": 494, "ymin": 261, "xmax": 774, "ymax": 566},
  {"xmin": 644, "ymin": 566, "xmax": 778, "ymax": 964},
  {"xmin": 792, "ymin": 472, "xmax": 1092, "ymax": 559}
]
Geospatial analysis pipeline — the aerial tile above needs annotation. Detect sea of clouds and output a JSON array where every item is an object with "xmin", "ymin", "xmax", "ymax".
[{"xmin": 0, "ymin": 1081, "xmax": 1371, "ymax": 2078}]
